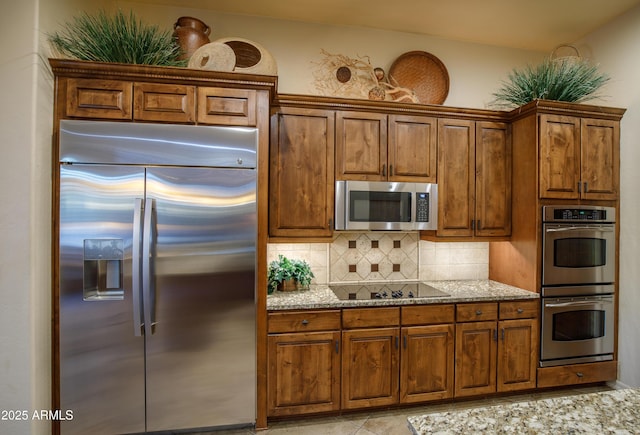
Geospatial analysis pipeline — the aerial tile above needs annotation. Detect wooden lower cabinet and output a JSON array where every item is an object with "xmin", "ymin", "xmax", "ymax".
[
  {"xmin": 341, "ymin": 328, "xmax": 399, "ymax": 409},
  {"xmin": 267, "ymin": 332, "xmax": 341, "ymax": 416},
  {"xmin": 267, "ymin": 300, "xmax": 538, "ymax": 418},
  {"xmin": 455, "ymin": 301, "xmax": 538, "ymax": 397},
  {"xmin": 455, "ymin": 320, "xmax": 497, "ymax": 397},
  {"xmin": 401, "ymin": 324, "xmax": 454, "ymax": 403},
  {"xmin": 537, "ymin": 360, "xmax": 617, "ymax": 388}
]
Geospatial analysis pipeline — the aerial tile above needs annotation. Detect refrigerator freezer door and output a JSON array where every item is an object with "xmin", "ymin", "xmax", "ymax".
[
  {"xmin": 144, "ymin": 166, "xmax": 257, "ymax": 432},
  {"xmin": 59, "ymin": 165, "xmax": 146, "ymax": 435}
]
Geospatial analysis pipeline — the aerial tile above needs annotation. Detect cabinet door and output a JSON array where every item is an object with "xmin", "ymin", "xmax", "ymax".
[
  {"xmin": 437, "ymin": 119, "xmax": 475, "ymax": 237},
  {"xmin": 336, "ymin": 111, "xmax": 387, "ymax": 180},
  {"xmin": 342, "ymin": 328, "xmax": 399, "ymax": 409},
  {"xmin": 388, "ymin": 115, "xmax": 437, "ymax": 182},
  {"xmin": 581, "ymin": 118, "xmax": 619, "ymax": 200},
  {"xmin": 539, "ymin": 114, "xmax": 581, "ymax": 199},
  {"xmin": 475, "ymin": 122, "xmax": 511, "ymax": 237},
  {"xmin": 65, "ymin": 77, "xmax": 133, "ymax": 120},
  {"xmin": 133, "ymin": 83, "xmax": 195, "ymax": 123},
  {"xmin": 268, "ymin": 331, "xmax": 341, "ymax": 416},
  {"xmin": 400, "ymin": 325, "xmax": 454, "ymax": 403},
  {"xmin": 497, "ymin": 318, "xmax": 538, "ymax": 392},
  {"xmin": 197, "ymin": 87, "xmax": 257, "ymax": 126},
  {"xmin": 269, "ymin": 107, "xmax": 335, "ymax": 237},
  {"xmin": 454, "ymin": 321, "xmax": 497, "ymax": 397}
]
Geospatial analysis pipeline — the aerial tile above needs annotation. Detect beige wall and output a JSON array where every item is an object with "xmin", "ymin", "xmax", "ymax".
[{"xmin": 1, "ymin": 3, "xmax": 638, "ymax": 433}]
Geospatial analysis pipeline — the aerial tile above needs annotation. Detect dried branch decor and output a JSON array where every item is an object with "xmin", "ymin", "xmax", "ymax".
[{"xmin": 312, "ymin": 49, "xmax": 418, "ymax": 102}]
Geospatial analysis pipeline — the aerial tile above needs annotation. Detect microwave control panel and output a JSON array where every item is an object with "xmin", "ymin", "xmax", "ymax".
[{"xmin": 416, "ymin": 193, "xmax": 430, "ymax": 222}]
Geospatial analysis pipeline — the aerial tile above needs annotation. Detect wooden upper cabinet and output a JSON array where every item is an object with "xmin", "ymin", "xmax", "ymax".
[
  {"xmin": 539, "ymin": 114, "xmax": 619, "ymax": 200},
  {"xmin": 197, "ymin": 87, "xmax": 257, "ymax": 126},
  {"xmin": 133, "ymin": 82, "xmax": 195, "ymax": 123},
  {"xmin": 581, "ymin": 118, "xmax": 619, "ymax": 200},
  {"xmin": 437, "ymin": 118, "xmax": 475, "ymax": 237},
  {"xmin": 65, "ymin": 78, "xmax": 133, "ymax": 120},
  {"xmin": 436, "ymin": 119, "xmax": 511, "ymax": 238},
  {"xmin": 539, "ymin": 114, "xmax": 581, "ymax": 199},
  {"xmin": 336, "ymin": 112, "xmax": 436, "ymax": 182},
  {"xmin": 475, "ymin": 121, "xmax": 512, "ymax": 237},
  {"xmin": 388, "ymin": 115, "xmax": 437, "ymax": 182},
  {"xmin": 269, "ymin": 107, "xmax": 335, "ymax": 237},
  {"xmin": 336, "ymin": 111, "xmax": 387, "ymax": 180}
]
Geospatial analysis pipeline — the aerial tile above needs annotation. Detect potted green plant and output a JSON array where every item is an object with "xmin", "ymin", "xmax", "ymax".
[
  {"xmin": 48, "ymin": 9, "xmax": 185, "ymax": 66},
  {"xmin": 490, "ymin": 54, "xmax": 609, "ymax": 109},
  {"xmin": 267, "ymin": 255, "xmax": 314, "ymax": 294}
]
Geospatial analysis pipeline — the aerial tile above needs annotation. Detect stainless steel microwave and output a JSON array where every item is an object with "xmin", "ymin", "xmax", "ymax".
[{"xmin": 334, "ymin": 181, "xmax": 438, "ymax": 231}]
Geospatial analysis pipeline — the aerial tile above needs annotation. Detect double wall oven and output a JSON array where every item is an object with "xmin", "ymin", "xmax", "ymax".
[{"xmin": 540, "ymin": 205, "xmax": 616, "ymax": 367}]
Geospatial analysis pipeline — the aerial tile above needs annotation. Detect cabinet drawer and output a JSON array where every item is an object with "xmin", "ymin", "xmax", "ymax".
[
  {"xmin": 268, "ymin": 310, "xmax": 341, "ymax": 333},
  {"xmin": 342, "ymin": 307, "xmax": 399, "ymax": 328},
  {"xmin": 197, "ymin": 87, "xmax": 256, "ymax": 126},
  {"xmin": 402, "ymin": 304, "xmax": 454, "ymax": 325},
  {"xmin": 537, "ymin": 361, "xmax": 617, "ymax": 388},
  {"xmin": 66, "ymin": 78, "xmax": 132, "ymax": 119},
  {"xmin": 133, "ymin": 83, "xmax": 195, "ymax": 123},
  {"xmin": 500, "ymin": 300, "xmax": 538, "ymax": 320},
  {"xmin": 456, "ymin": 302, "xmax": 498, "ymax": 322}
]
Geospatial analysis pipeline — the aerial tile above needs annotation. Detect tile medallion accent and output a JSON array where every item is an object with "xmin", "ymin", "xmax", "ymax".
[{"xmin": 330, "ymin": 232, "xmax": 418, "ymax": 282}]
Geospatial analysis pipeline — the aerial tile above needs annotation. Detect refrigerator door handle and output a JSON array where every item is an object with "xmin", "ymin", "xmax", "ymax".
[
  {"xmin": 142, "ymin": 198, "xmax": 156, "ymax": 336},
  {"xmin": 132, "ymin": 198, "xmax": 144, "ymax": 337}
]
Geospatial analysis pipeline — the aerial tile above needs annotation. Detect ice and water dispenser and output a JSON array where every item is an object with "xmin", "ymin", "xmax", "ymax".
[{"xmin": 83, "ymin": 239, "xmax": 124, "ymax": 300}]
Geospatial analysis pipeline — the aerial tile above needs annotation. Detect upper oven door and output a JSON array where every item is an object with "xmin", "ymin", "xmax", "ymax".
[{"xmin": 542, "ymin": 223, "xmax": 615, "ymax": 286}]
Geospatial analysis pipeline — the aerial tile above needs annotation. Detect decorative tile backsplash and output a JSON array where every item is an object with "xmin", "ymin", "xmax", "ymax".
[
  {"xmin": 330, "ymin": 232, "xmax": 418, "ymax": 281},
  {"xmin": 267, "ymin": 232, "xmax": 489, "ymax": 285}
]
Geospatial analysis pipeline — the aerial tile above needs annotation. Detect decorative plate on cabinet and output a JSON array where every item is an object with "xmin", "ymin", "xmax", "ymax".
[{"xmin": 388, "ymin": 51, "xmax": 449, "ymax": 104}]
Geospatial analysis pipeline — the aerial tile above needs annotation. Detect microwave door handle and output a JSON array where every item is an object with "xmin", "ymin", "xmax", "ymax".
[
  {"xmin": 545, "ymin": 226, "xmax": 615, "ymax": 233},
  {"xmin": 545, "ymin": 299, "xmax": 613, "ymax": 308}
]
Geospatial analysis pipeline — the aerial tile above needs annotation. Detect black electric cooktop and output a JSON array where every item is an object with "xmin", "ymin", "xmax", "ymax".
[{"xmin": 329, "ymin": 282, "xmax": 450, "ymax": 300}]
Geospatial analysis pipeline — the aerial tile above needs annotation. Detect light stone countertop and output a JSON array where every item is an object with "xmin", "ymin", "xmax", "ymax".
[
  {"xmin": 407, "ymin": 388, "xmax": 640, "ymax": 435},
  {"xmin": 267, "ymin": 280, "xmax": 538, "ymax": 311}
]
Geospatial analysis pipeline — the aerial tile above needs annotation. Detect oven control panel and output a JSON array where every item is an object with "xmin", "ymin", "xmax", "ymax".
[{"xmin": 543, "ymin": 205, "xmax": 615, "ymax": 223}]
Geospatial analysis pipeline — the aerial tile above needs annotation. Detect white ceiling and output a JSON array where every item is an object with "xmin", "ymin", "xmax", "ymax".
[{"xmin": 135, "ymin": 0, "xmax": 640, "ymax": 51}]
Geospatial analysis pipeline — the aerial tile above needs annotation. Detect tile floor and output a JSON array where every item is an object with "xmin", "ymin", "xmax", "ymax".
[{"xmin": 201, "ymin": 385, "xmax": 611, "ymax": 434}]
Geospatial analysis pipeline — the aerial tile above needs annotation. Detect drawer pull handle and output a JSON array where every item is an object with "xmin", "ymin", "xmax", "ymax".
[
  {"xmin": 517, "ymin": 308, "xmax": 524, "ymax": 314},
  {"xmin": 301, "ymin": 319, "xmax": 309, "ymax": 325},
  {"xmin": 576, "ymin": 372, "xmax": 584, "ymax": 378},
  {"xmin": 476, "ymin": 310, "xmax": 483, "ymax": 316}
]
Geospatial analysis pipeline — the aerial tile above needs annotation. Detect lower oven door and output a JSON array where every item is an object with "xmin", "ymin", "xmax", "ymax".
[{"xmin": 540, "ymin": 295, "xmax": 614, "ymax": 367}]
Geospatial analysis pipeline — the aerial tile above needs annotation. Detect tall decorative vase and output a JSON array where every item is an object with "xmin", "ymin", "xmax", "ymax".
[{"xmin": 173, "ymin": 16, "xmax": 211, "ymax": 60}]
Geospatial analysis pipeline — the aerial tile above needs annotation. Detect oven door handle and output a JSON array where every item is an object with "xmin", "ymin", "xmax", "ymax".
[
  {"xmin": 544, "ymin": 299, "xmax": 613, "ymax": 308},
  {"xmin": 545, "ymin": 226, "xmax": 614, "ymax": 233}
]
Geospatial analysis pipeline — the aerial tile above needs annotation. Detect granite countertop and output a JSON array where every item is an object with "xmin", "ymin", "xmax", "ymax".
[
  {"xmin": 407, "ymin": 388, "xmax": 640, "ymax": 434},
  {"xmin": 267, "ymin": 280, "xmax": 538, "ymax": 311}
]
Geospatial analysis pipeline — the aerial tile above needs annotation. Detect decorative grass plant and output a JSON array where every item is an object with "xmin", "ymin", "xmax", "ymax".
[
  {"xmin": 48, "ymin": 9, "xmax": 185, "ymax": 66},
  {"xmin": 490, "ymin": 57, "xmax": 609, "ymax": 109}
]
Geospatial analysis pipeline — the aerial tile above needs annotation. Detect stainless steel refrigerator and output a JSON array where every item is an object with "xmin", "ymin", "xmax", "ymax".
[{"xmin": 58, "ymin": 120, "xmax": 257, "ymax": 434}]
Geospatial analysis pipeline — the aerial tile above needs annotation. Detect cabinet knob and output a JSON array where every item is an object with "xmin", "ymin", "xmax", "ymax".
[
  {"xmin": 517, "ymin": 308, "xmax": 524, "ymax": 314},
  {"xmin": 576, "ymin": 372, "xmax": 584, "ymax": 378},
  {"xmin": 301, "ymin": 319, "xmax": 309, "ymax": 325},
  {"xmin": 476, "ymin": 310, "xmax": 483, "ymax": 316}
]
